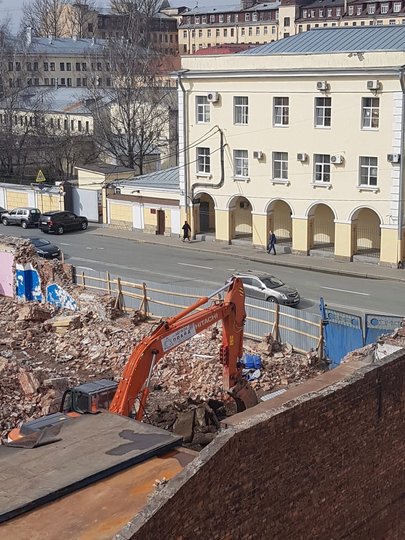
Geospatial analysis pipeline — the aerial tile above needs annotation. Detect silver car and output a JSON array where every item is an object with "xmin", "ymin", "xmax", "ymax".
[
  {"xmin": 1, "ymin": 207, "xmax": 41, "ymax": 229},
  {"xmin": 231, "ymin": 272, "xmax": 300, "ymax": 306}
]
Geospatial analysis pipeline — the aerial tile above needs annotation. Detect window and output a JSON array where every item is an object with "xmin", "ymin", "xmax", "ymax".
[
  {"xmin": 199, "ymin": 29, "xmax": 203, "ymax": 37},
  {"xmin": 315, "ymin": 97, "xmax": 331, "ymax": 127},
  {"xmin": 319, "ymin": 9, "xmax": 324, "ymax": 17},
  {"xmin": 76, "ymin": 78, "xmax": 82, "ymax": 86},
  {"xmin": 16, "ymin": 62, "xmax": 21, "ymax": 71},
  {"xmin": 264, "ymin": 26, "xmax": 268, "ymax": 34},
  {"xmin": 314, "ymin": 154, "xmax": 331, "ymax": 183},
  {"xmin": 224, "ymin": 29, "xmax": 227, "ymax": 37},
  {"xmin": 234, "ymin": 96, "xmax": 248, "ymax": 124},
  {"xmin": 44, "ymin": 62, "xmax": 49, "ymax": 71},
  {"xmin": 78, "ymin": 120, "xmax": 82, "ymax": 132},
  {"xmin": 76, "ymin": 62, "xmax": 81, "ymax": 71},
  {"xmin": 362, "ymin": 97, "xmax": 379, "ymax": 128},
  {"xmin": 208, "ymin": 29, "xmax": 211, "ymax": 37},
  {"xmin": 241, "ymin": 28, "xmax": 245, "ymax": 36},
  {"xmin": 210, "ymin": 14, "xmax": 215, "ymax": 22},
  {"xmin": 196, "ymin": 96, "xmax": 210, "ymax": 123},
  {"xmin": 60, "ymin": 62, "xmax": 65, "ymax": 71},
  {"xmin": 256, "ymin": 27, "xmax": 260, "ymax": 35},
  {"xmin": 381, "ymin": 4, "xmax": 389, "ymax": 14},
  {"xmin": 249, "ymin": 27, "xmax": 253, "ymax": 36},
  {"xmin": 197, "ymin": 147, "xmax": 210, "ymax": 174},
  {"xmin": 357, "ymin": 6, "xmax": 362, "ymax": 15},
  {"xmin": 327, "ymin": 8, "xmax": 332, "ymax": 16},
  {"xmin": 27, "ymin": 62, "xmax": 32, "ymax": 71},
  {"xmin": 303, "ymin": 9, "xmax": 307, "ymax": 18},
  {"xmin": 273, "ymin": 97, "xmax": 289, "ymax": 126},
  {"xmin": 67, "ymin": 78, "xmax": 72, "ymax": 87},
  {"xmin": 50, "ymin": 62, "xmax": 55, "ymax": 71},
  {"xmin": 272, "ymin": 152, "xmax": 288, "ymax": 180},
  {"xmin": 202, "ymin": 16, "xmax": 207, "ymax": 23},
  {"xmin": 216, "ymin": 29, "xmax": 220, "ymax": 37},
  {"xmin": 359, "ymin": 156, "xmax": 378, "ymax": 186},
  {"xmin": 82, "ymin": 63, "xmax": 87, "ymax": 71},
  {"xmin": 183, "ymin": 30, "xmax": 187, "ymax": 38},
  {"xmin": 252, "ymin": 13, "xmax": 258, "ymax": 22},
  {"xmin": 336, "ymin": 7, "xmax": 341, "ymax": 16},
  {"xmin": 245, "ymin": 14, "xmax": 250, "ymax": 21},
  {"xmin": 88, "ymin": 23, "xmax": 93, "ymax": 32},
  {"xmin": 195, "ymin": 16, "xmax": 200, "ymax": 24},
  {"xmin": 284, "ymin": 17, "xmax": 290, "ymax": 25},
  {"xmin": 227, "ymin": 15, "xmax": 232, "ymax": 23},
  {"xmin": 8, "ymin": 61, "xmax": 13, "ymax": 71},
  {"xmin": 44, "ymin": 77, "xmax": 49, "ymax": 85},
  {"xmin": 64, "ymin": 119, "xmax": 68, "ymax": 130},
  {"xmin": 348, "ymin": 6, "xmax": 354, "ymax": 15},
  {"xmin": 219, "ymin": 15, "xmax": 224, "ymax": 22},
  {"xmin": 394, "ymin": 2, "xmax": 401, "ymax": 12},
  {"xmin": 85, "ymin": 121, "xmax": 89, "ymax": 133},
  {"xmin": 368, "ymin": 4, "xmax": 375, "ymax": 14},
  {"xmin": 66, "ymin": 62, "xmax": 71, "ymax": 71},
  {"xmin": 71, "ymin": 119, "xmax": 75, "ymax": 131},
  {"xmin": 60, "ymin": 77, "xmax": 66, "ymax": 85},
  {"xmin": 234, "ymin": 150, "xmax": 248, "ymax": 178}
]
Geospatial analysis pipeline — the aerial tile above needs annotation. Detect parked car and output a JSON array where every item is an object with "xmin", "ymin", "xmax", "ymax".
[
  {"xmin": 28, "ymin": 237, "xmax": 61, "ymax": 259},
  {"xmin": 229, "ymin": 272, "xmax": 300, "ymax": 306},
  {"xmin": 39, "ymin": 211, "xmax": 88, "ymax": 235},
  {"xmin": 1, "ymin": 207, "xmax": 41, "ymax": 229},
  {"xmin": 0, "ymin": 206, "xmax": 7, "ymax": 218}
]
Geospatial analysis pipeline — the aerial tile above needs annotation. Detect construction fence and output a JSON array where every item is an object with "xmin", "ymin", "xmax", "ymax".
[{"xmin": 74, "ymin": 268, "xmax": 322, "ymax": 356}]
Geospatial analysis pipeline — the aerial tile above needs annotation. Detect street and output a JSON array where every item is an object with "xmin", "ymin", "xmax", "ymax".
[{"xmin": 5, "ymin": 225, "xmax": 405, "ymax": 317}]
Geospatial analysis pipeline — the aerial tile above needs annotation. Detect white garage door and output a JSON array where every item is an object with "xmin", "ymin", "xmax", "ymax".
[
  {"xmin": 72, "ymin": 188, "xmax": 100, "ymax": 222},
  {"xmin": 132, "ymin": 203, "xmax": 144, "ymax": 230},
  {"xmin": 171, "ymin": 207, "xmax": 181, "ymax": 235}
]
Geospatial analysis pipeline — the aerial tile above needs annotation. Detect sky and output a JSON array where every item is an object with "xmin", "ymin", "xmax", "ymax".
[{"xmin": 0, "ymin": 0, "xmax": 224, "ymax": 33}]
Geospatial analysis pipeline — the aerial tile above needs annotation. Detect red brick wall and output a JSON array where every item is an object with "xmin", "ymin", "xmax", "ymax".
[{"xmin": 120, "ymin": 352, "xmax": 405, "ymax": 540}]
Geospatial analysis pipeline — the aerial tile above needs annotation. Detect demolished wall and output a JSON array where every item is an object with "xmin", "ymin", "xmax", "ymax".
[
  {"xmin": 0, "ymin": 235, "xmax": 76, "ymax": 308},
  {"xmin": 118, "ymin": 350, "xmax": 405, "ymax": 540}
]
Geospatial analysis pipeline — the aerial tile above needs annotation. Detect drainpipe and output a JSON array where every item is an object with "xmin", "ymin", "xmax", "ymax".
[
  {"xmin": 398, "ymin": 68, "xmax": 405, "ymax": 265},
  {"xmin": 191, "ymin": 127, "xmax": 225, "ymax": 199},
  {"xmin": 177, "ymin": 69, "xmax": 189, "ymax": 221}
]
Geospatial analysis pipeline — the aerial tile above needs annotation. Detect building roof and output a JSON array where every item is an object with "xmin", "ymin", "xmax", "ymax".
[
  {"xmin": 25, "ymin": 37, "xmax": 106, "ymax": 56},
  {"xmin": 117, "ymin": 166, "xmax": 179, "ymax": 191},
  {"xmin": 183, "ymin": 4, "xmax": 241, "ymax": 16},
  {"xmin": 241, "ymin": 25, "xmax": 405, "ymax": 55},
  {"xmin": 194, "ymin": 44, "xmax": 252, "ymax": 55},
  {"xmin": 0, "ymin": 87, "xmax": 95, "ymax": 114},
  {"xmin": 78, "ymin": 163, "xmax": 136, "ymax": 175},
  {"xmin": 245, "ymin": 2, "xmax": 280, "ymax": 12}
]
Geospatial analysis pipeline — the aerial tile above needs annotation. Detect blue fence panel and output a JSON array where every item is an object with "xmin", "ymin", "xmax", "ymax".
[
  {"xmin": 365, "ymin": 314, "xmax": 403, "ymax": 345},
  {"xmin": 320, "ymin": 298, "xmax": 363, "ymax": 367}
]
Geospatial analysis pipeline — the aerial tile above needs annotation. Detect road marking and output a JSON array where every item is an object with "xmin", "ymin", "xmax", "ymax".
[
  {"xmin": 60, "ymin": 242, "xmax": 70, "ymax": 246},
  {"xmin": 76, "ymin": 265, "xmax": 94, "ymax": 271},
  {"xmin": 85, "ymin": 247, "xmax": 93, "ymax": 250},
  {"xmin": 178, "ymin": 262, "xmax": 213, "ymax": 270},
  {"xmin": 96, "ymin": 247, "xmax": 104, "ymax": 250},
  {"xmin": 227, "ymin": 268, "xmax": 236, "ymax": 271},
  {"xmin": 321, "ymin": 286, "xmax": 369, "ymax": 296}
]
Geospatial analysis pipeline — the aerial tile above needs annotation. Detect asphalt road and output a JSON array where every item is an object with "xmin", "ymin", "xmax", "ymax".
[{"xmin": 5, "ymin": 224, "xmax": 405, "ymax": 318}]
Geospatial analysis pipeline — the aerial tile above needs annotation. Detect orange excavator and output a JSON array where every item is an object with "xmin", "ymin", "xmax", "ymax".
[{"xmin": 8, "ymin": 277, "xmax": 257, "ymax": 442}]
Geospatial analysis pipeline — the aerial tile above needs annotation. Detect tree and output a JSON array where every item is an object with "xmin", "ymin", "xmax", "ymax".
[
  {"xmin": 86, "ymin": 38, "xmax": 177, "ymax": 174},
  {"xmin": 22, "ymin": 0, "xmax": 68, "ymax": 38},
  {"xmin": 110, "ymin": 0, "xmax": 162, "ymax": 46},
  {"xmin": 65, "ymin": 0, "xmax": 97, "ymax": 38}
]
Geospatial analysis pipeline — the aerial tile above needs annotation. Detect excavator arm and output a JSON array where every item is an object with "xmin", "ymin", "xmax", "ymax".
[{"xmin": 109, "ymin": 277, "xmax": 248, "ymax": 420}]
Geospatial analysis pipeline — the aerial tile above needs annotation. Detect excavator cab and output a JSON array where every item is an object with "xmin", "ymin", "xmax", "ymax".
[{"xmin": 61, "ymin": 379, "xmax": 118, "ymax": 415}]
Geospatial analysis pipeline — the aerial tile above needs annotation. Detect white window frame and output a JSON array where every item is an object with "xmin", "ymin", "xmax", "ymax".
[
  {"xmin": 234, "ymin": 149, "xmax": 249, "ymax": 178},
  {"xmin": 315, "ymin": 97, "xmax": 331, "ymax": 128},
  {"xmin": 394, "ymin": 2, "xmax": 401, "ymax": 13},
  {"xmin": 272, "ymin": 152, "xmax": 288, "ymax": 181},
  {"xmin": 196, "ymin": 96, "xmax": 210, "ymax": 123},
  {"xmin": 219, "ymin": 15, "xmax": 224, "ymax": 23},
  {"xmin": 368, "ymin": 5, "xmax": 376, "ymax": 14},
  {"xmin": 357, "ymin": 6, "xmax": 362, "ymax": 15},
  {"xmin": 362, "ymin": 97, "xmax": 379, "ymax": 129},
  {"xmin": 245, "ymin": 13, "xmax": 250, "ymax": 22},
  {"xmin": 234, "ymin": 96, "xmax": 249, "ymax": 125},
  {"xmin": 348, "ymin": 6, "xmax": 354, "ymax": 15},
  {"xmin": 381, "ymin": 4, "xmax": 389, "ymax": 14},
  {"xmin": 273, "ymin": 97, "xmax": 289, "ymax": 126},
  {"xmin": 314, "ymin": 154, "xmax": 331, "ymax": 183},
  {"xmin": 359, "ymin": 156, "xmax": 378, "ymax": 186},
  {"xmin": 336, "ymin": 7, "xmax": 341, "ymax": 16},
  {"xmin": 196, "ymin": 147, "xmax": 211, "ymax": 174}
]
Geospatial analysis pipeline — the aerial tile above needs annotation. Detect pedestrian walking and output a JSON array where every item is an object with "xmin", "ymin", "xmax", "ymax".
[
  {"xmin": 182, "ymin": 220, "xmax": 191, "ymax": 242},
  {"xmin": 267, "ymin": 230, "xmax": 276, "ymax": 255}
]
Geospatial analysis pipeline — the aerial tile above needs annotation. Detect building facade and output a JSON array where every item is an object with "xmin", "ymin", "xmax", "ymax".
[
  {"xmin": 177, "ymin": 25, "xmax": 405, "ymax": 266},
  {"xmin": 179, "ymin": 0, "xmax": 405, "ymax": 54}
]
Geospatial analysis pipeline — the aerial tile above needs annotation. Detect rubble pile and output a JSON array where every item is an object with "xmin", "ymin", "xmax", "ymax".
[{"xmin": 0, "ymin": 294, "xmax": 329, "ymax": 447}]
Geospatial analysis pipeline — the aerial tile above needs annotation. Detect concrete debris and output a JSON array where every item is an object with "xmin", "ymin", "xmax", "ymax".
[{"xmin": 6, "ymin": 292, "xmax": 382, "ymax": 449}]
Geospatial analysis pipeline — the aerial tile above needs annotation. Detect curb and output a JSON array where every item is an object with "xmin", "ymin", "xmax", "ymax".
[{"xmin": 91, "ymin": 230, "xmax": 405, "ymax": 284}]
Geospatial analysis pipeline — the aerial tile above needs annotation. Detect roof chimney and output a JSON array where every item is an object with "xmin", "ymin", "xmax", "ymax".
[{"xmin": 26, "ymin": 27, "xmax": 33, "ymax": 46}]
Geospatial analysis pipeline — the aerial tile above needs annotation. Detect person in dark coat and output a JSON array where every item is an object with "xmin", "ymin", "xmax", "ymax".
[
  {"xmin": 267, "ymin": 230, "xmax": 276, "ymax": 255},
  {"xmin": 182, "ymin": 220, "xmax": 191, "ymax": 242}
]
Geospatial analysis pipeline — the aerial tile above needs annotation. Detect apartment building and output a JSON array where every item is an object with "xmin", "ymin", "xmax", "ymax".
[
  {"xmin": 6, "ymin": 30, "xmax": 110, "ymax": 90},
  {"xmin": 179, "ymin": 0, "xmax": 405, "ymax": 54},
  {"xmin": 177, "ymin": 25, "xmax": 405, "ymax": 266}
]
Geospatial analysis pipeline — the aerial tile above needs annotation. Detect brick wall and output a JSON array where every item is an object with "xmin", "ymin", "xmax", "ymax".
[{"xmin": 117, "ymin": 351, "xmax": 405, "ymax": 540}]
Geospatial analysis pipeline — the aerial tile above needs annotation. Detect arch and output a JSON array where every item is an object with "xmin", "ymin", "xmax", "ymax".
[
  {"xmin": 306, "ymin": 201, "xmax": 337, "ymax": 221},
  {"xmin": 193, "ymin": 192, "xmax": 216, "ymax": 236},
  {"xmin": 351, "ymin": 207, "xmax": 381, "ymax": 259},
  {"xmin": 308, "ymin": 203, "xmax": 336, "ymax": 252},
  {"xmin": 226, "ymin": 194, "xmax": 256, "ymax": 214},
  {"xmin": 348, "ymin": 205, "xmax": 384, "ymax": 225},
  {"xmin": 266, "ymin": 199, "xmax": 293, "ymax": 247},
  {"xmin": 228, "ymin": 195, "xmax": 253, "ymax": 242}
]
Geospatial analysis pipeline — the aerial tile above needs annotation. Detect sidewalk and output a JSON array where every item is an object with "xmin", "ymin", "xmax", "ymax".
[{"xmin": 88, "ymin": 225, "xmax": 405, "ymax": 283}]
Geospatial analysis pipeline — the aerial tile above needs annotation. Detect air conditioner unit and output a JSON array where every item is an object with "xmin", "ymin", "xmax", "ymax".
[
  {"xmin": 387, "ymin": 153, "xmax": 401, "ymax": 163},
  {"xmin": 253, "ymin": 150, "xmax": 264, "ymax": 160},
  {"xmin": 239, "ymin": 201, "xmax": 250, "ymax": 209},
  {"xmin": 297, "ymin": 152, "xmax": 308, "ymax": 162},
  {"xmin": 367, "ymin": 80, "xmax": 381, "ymax": 91},
  {"xmin": 207, "ymin": 91, "xmax": 219, "ymax": 103},
  {"xmin": 331, "ymin": 154, "xmax": 344, "ymax": 164},
  {"xmin": 316, "ymin": 81, "xmax": 328, "ymax": 91}
]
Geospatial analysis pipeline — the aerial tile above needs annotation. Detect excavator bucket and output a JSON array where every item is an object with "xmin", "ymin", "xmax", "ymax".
[{"xmin": 228, "ymin": 379, "xmax": 259, "ymax": 413}]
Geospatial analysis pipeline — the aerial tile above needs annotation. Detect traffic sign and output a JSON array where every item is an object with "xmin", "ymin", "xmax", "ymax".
[{"xmin": 36, "ymin": 169, "xmax": 46, "ymax": 183}]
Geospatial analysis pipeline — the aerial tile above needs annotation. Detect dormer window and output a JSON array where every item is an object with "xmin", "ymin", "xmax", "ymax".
[
  {"xmin": 219, "ymin": 14, "xmax": 224, "ymax": 22},
  {"xmin": 336, "ymin": 7, "xmax": 341, "ymax": 16},
  {"xmin": 202, "ymin": 16, "xmax": 207, "ymax": 23},
  {"xmin": 327, "ymin": 8, "xmax": 332, "ymax": 17},
  {"xmin": 381, "ymin": 4, "xmax": 389, "ymax": 14},
  {"xmin": 195, "ymin": 16, "xmax": 200, "ymax": 24},
  {"xmin": 210, "ymin": 15, "xmax": 215, "ymax": 22},
  {"xmin": 348, "ymin": 6, "xmax": 354, "ymax": 15},
  {"xmin": 393, "ymin": 2, "xmax": 401, "ymax": 13},
  {"xmin": 303, "ymin": 9, "xmax": 307, "ymax": 18},
  {"xmin": 252, "ymin": 13, "xmax": 258, "ymax": 21},
  {"xmin": 319, "ymin": 9, "xmax": 324, "ymax": 17},
  {"xmin": 368, "ymin": 4, "xmax": 376, "ymax": 14},
  {"xmin": 357, "ymin": 6, "xmax": 362, "ymax": 15},
  {"xmin": 245, "ymin": 13, "xmax": 250, "ymax": 21}
]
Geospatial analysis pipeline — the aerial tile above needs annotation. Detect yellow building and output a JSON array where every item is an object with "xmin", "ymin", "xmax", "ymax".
[{"xmin": 177, "ymin": 25, "xmax": 405, "ymax": 266}]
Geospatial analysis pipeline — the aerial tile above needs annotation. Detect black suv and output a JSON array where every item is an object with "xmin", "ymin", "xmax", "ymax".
[{"xmin": 39, "ymin": 211, "xmax": 88, "ymax": 235}]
